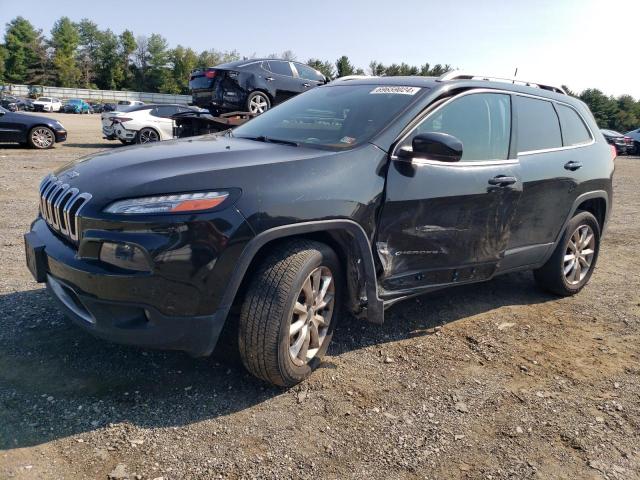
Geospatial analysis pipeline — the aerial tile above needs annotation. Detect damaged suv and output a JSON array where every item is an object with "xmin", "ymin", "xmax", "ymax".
[{"xmin": 25, "ymin": 72, "xmax": 614, "ymax": 386}]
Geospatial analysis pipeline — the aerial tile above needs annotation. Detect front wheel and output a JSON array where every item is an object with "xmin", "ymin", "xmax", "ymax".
[
  {"xmin": 238, "ymin": 240, "xmax": 341, "ymax": 387},
  {"xmin": 534, "ymin": 211, "xmax": 600, "ymax": 296},
  {"xmin": 246, "ymin": 91, "xmax": 271, "ymax": 114},
  {"xmin": 28, "ymin": 126, "xmax": 55, "ymax": 149}
]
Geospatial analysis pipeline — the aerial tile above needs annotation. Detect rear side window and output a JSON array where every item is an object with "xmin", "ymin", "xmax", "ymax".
[
  {"xmin": 410, "ymin": 93, "xmax": 512, "ymax": 161},
  {"xmin": 556, "ymin": 104, "xmax": 591, "ymax": 146},
  {"xmin": 152, "ymin": 105, "xmax": 179, "ymax": 117},
  {"xmin": 267, "ymin": 61, "xmax": 293, "ymax": 77},
  {"xmin": 295, "ymin": 64, "xmax": 325, "ymax": 82},
  {"xmin": 515, "ymin": 96, "xmax": 562, "ymax": 153}
]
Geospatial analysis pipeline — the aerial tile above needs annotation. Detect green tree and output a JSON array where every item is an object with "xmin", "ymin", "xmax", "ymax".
[
  {"xmin": 196, "ymin": 49, "xmax": 239, "ymax": 68},
  {"xmin": 119, "ymin": 30, "xmax": 136, "ymax": 89},
  {"xmin": 0, "ymin": 45, "xmax": 6, "ymax": 82},
  {"xmin": 170, "ymin": 45, "xmax": 198, "ymax": 94},
  {"xmin": 579, "ymin": 89, "xmax": 618, "ymax": 129},
  {"xmin": 95, "ymin": 29, "xmax": 123, "ymax": 90},
  {"xmin": 307, "ymin": 58, "xmax": 335, "ymax": 79},
  {"xmin": 76, "ymin": 18, "xmax": 101, "ymax": 87},
  {"xmin": 146, "ymin": 33, "xmax": 170, "ymax": 92},
  {"xmin": 368, "ymin": 60, "xmax": 385, "ymax": 76},
  {"xmin": 50, "ymin": 17, "xmax": 81, "ymax": 87},
  {"xmin": 335, "ymin": 55, "xmax": 355, "ymax": 77},
  {"xmin": 3, "ymin": 17, "xmax": 40, "ymax": 83}
]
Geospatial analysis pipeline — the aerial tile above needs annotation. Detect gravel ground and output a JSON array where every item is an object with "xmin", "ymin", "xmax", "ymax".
[{"xmin": 1, "ymin": 113, "xmax": 639, "ymax": 479}]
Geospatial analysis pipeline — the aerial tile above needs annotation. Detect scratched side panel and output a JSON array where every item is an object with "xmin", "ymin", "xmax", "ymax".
[{"xmin": 377, "ymin": 160, "xmax": 522, "ymax": 293}]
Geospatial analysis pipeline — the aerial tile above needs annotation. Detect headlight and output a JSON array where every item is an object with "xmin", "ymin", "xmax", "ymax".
[{"xmin": 104, "ymin": 191, "xmax": 229, "ymax": 214}]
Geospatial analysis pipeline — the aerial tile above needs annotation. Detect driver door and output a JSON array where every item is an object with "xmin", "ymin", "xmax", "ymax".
[{"xmin": 377, "ymin": 91, "xmax": 522, "ymax": 292}]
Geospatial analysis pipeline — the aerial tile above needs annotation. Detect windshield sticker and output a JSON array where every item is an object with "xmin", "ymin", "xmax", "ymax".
[
  {"xmin": 370, "ymin": 86, "xmax": 421, "ymax": 95},
  {"xmin": 340, "ymin": 136, "xmax": 356, "ymax": 144}
]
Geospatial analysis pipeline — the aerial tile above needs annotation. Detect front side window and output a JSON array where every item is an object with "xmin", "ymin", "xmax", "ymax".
[
  {"xmin": 234, "ymin": 84, "xmax": 424, "ymax": 150},
  {"xmin": 267, "ymin": 61, "xmax": 293, "ymax": 77},
  {"xmin": 556, "ymin": 104, "xmax": 591, "ymax": 146},
  {"xmin": 515, "ymin": 96, "xmax": 562, "ymax": 153},
  {"xmin": 403, "ymin": 93, "xmax": 512, "ymax": 161}
]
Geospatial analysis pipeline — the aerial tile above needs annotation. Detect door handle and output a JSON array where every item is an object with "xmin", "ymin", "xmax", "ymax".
[
  {"xmin": 488, "ymin": 175, "xmax": 517, "ymax": 186},
  {"xmin": 265, "ymin": 76, "xmax": 274, "ymax": 81},
  {"xmin": 564, "ymin": 161, "xmax": 582, "ymax": 171}
]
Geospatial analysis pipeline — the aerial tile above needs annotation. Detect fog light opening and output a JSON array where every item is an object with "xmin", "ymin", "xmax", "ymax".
[{"xmin": 99, "ymin": 242, "xmax": 151, "ymax": 272}]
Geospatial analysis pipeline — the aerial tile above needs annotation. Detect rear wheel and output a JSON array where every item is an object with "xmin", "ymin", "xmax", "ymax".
[
  {"xmin": 136, "ymin": 128, "xmax": 160, "ymax": 144},
  {"xmin": 238, "ymin": 240, "xmax": 341, "ymax": 386},
  {"xmin": 246, "ymin": 91, "xmax": 271, "ymax": 114},
  {"xmin": 28, "ymin": 127, "xmax": 55, "ymax": 149},
  {"xmin": 534, "ymin": 211, "xmax": 600, "ymax": 296}
]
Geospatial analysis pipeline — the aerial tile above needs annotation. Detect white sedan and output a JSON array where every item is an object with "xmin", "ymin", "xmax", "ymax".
[
  {"xmin": 101, "ymin": 104, "xmax": 198, "ymax": 144},
  {"xmin": 32, "ymin": 97, "xmax": 63, "ymax": 112}
]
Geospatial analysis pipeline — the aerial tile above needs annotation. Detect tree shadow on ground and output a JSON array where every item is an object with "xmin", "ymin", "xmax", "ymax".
[{"xmin": 0, "ymin": 271, "xmax": 555, "ymax": 449}]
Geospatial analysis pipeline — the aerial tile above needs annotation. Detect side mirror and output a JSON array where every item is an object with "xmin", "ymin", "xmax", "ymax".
[{"xmin": 398, "ymin": 132, "xmax": 463, "ymax": 163}]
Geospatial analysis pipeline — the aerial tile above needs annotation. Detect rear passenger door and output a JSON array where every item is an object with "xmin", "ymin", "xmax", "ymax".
[
  {"xmin": 503, "ymin": 95, "xmax": 593, "ymax": 267},
  {"xmin": 150, "ymin": 105, "xmax": 180, "ymax": 139},
  {"xmin": 265, "ymin": 61, "xmax": 305, "ymax": 104}
]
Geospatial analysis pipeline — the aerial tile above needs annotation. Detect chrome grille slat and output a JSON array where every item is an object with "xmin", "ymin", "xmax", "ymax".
[{"xmin": 38, "ymin": 175, "xmax": 91, "ymax": 244}]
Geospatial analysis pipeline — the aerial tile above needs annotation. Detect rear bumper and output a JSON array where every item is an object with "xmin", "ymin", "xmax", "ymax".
[{"xmin": 46, "ymin": 274, "xmax": 225, "ymax": 356}]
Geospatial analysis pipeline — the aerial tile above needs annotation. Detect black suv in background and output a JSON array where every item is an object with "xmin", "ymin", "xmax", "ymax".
[
  {"xmin": 189, "ymin": 58, "xmax": 327, "ymax": 114},
  {"xmin": 26, "ymin": 73, "xmax": 613, "ymax": 386}
]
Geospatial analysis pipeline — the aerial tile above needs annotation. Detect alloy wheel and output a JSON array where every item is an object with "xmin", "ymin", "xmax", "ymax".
[
  {"xmin": 31, "ymin": 128, "xmax": 54, "ymax": 148},
  {"xmin": 289, "ymin": 266, "xmax": 335, "ymax": 366},
  {"xmin": 564, "ymin": 225, "xmax": 595, "ymax": 285},
  {"xmin": 249, "ymin": 94, "xmax": 269, "ymax": 114},
  {"xmin": 139, "ymin": 129, "xmax": 159, "ymax": 143}
]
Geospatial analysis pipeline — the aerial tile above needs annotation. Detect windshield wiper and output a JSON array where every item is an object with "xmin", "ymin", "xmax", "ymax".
[{"xmin": 240, "ymin": 135, "xmax": 299, "ymax": 147}]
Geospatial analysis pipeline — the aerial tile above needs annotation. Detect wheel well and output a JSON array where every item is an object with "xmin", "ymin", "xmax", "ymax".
[
  {"xmin": 230, "ymin": 231, "xmax": 366, "ymax": 317},
  {"xmin": 576, "ymin": 197, "xmax": 606, "ymax": 231},
  {"xmin": 250, "ymin": 89, "xmax": 273, "ymax": 102}
]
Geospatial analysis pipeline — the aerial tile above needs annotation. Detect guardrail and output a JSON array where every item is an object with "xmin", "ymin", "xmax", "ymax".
[{"xmin": 1, "ymin": 84, "xmax": 191, "ymax": 105}]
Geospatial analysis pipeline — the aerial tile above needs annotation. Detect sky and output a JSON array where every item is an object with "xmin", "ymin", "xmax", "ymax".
[{"xmin": 2, "ymin": 0, "xmax": 639, "ymax": 98}]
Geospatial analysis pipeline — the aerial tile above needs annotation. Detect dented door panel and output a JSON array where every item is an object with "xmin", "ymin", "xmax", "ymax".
[{"xmin": 377, "ymin": 159, "xmax": 522, "ymax": 294}]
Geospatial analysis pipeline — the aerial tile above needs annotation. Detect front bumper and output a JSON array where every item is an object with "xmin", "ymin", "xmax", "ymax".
[
  {"xmin": 46, "ymin": 274, "xmax": 225, "ymax": 356},
  {"xmin": 26, "ymin": 206, "xmax": 254, "ymax": 356},
  {"xmin": 54, "ymin": 130, "xmax": 67, "ymax": 143}
]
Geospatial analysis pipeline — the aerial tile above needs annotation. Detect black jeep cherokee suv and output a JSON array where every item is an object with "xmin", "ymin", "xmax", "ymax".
[{"xmin": 25, "ymin": 73, "xmax": 614, "ymax": 386}]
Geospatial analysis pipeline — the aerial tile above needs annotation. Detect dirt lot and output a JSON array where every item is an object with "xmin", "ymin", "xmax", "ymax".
[{"xmin": 0, "ymin": 113, "xmax": 639, "ymax": 479}]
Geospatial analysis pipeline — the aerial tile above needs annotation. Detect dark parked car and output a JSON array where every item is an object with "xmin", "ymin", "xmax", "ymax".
[
  {"xmin": 0, "ymin": 95, "xmax": 34, "ymax": 112},
  {"xmin": 89, "ymin": 102, "xmax": 105, "ymax": 113},
  {"xmin": 102, "ymin": 103, "xmax": 117, "ymax": 112},
  {"xmin": 25, "ymin": 73, "xmax": 613, "ymax": 386},
  {"xmin": 189, "ymin": 58, "xmax": 327, "ymax": 115},
  {"xmin": 624, "ymin": 127, "xmax": 640, "ymax": 155},
  {"xmin": 0, "ymin": 105, "xmax": 67, "ymax": 148},
  {"xmin": 601, "ymin": 129, "xmax": 633, "ymax": 155}
]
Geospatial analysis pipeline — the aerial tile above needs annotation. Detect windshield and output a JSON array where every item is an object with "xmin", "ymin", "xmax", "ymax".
[{"xmin": 233, "ymin": 85, "xmax": 425, "ymax": 149}]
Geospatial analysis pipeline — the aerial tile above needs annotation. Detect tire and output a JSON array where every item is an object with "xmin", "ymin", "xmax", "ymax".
[
  {"xmin": 136, "ymin": 128, "xmax": 160, "ymax": 144},
  {"xmin": 28, "ymin": 126, "xmax": 55, "ymax": 149},
  {"xmin": 238, "ymin": 240, "xmax": 342, "ymax": 387},
  {"xmin": 246, "ymin": 91, "xmax": 271, "ymax": 114},
  {"xmin": 534, "ymin": 211, "xmax": 600, "ymax": 296}
]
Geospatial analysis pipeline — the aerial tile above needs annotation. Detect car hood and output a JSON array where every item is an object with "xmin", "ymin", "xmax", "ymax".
[{"xmin": 53, "ymin": 135, "xmax": 339, "ymax": 211}]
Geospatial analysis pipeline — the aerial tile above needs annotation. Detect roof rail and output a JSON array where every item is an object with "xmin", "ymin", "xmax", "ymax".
[{"xmin": 437, "ymin": 70, "xmax": 566, "ymax": 95}]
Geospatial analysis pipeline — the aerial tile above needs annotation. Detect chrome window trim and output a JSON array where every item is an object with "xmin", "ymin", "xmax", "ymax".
[
  {"xmin": 409, "ymin": 158, "xmax": 519, "ymax": 167},
  {"xmin": 391, "ymin": 87, "xmax": 597, "ymax": 164}
]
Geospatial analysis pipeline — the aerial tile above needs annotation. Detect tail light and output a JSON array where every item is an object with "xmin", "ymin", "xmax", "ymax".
[
  {"xmin": 205, "ymin": 70, "xmax": 217, "ymax": 79},
  {"xmin": 610, "ymin": 144, "xmax": 617, "ymax": 160},
  {"xmin": 110, "ymin": 117, "xmax": 133, "ymax": 124}
]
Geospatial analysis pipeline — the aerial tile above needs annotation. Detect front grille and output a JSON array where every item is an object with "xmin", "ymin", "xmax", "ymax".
[{"xmin": 39, "ymin": 175, "xmax": 91, "ymax": 243}]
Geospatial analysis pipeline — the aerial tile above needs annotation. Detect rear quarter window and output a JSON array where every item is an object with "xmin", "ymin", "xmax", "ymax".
[
  {"xmin": 556, "ymin": 104, "xmax": 592, "ymax": 146},
  {"xmin": 515, "ymin": 96, "xmax": 562, "ymax": 153}
]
